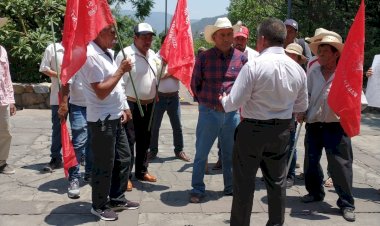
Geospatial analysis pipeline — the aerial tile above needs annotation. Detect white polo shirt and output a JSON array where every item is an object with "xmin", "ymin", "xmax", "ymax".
[
  {"xmin": 39, "ymin": 43, "xmax": 64, "ymax": 105},
  {"xmin": 67, "ymin": 74, "xmax": 86, "ymax": 107},
  {"xmin": 79, "ymin": 42, "xmax": 129, "ymax": 122},
  {"xmin": 222, "ymin": 47, "xmax": 308, "ymax": 119},
  {"xmin": 244, "ymin": 46, "xmax": 259, "ymax": 62},
  {"xmin": 115, "ymin": 44, "xmax": 158, "ymax": 100}
]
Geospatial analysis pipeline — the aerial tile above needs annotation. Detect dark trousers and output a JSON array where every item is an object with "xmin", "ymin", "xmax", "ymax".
[
  {"xmin": 88, "ymin": 118, "xmax": 131, "ymax": 209},
  {"xmin": 304, "ymin": 122, "xmax": 355, "ymax": 209},
  {"xmin": 125, "ymin": 101, "xmax": 153, "ymax": 179},
  {"xmin": 230, "ymin": 119, "xmax": 291, "ymax": 226}
]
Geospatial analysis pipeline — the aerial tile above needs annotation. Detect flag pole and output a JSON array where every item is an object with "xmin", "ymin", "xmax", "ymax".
[
  {"xmin": 148, "ymin": 60, "xmax": 166, "ymax": 131},
  {"xmin": 114, "ymin": 24, "xmax": 144, "ymax": 117},
  {"xmin": 286, "ymin": 122, "xmax": 303, "ymax": 174}
]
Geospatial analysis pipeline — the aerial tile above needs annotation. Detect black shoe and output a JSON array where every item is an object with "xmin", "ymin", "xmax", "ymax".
[
  {"xmin": 110, "ymin": 199, "xmax": 140, "ymax": 210},
  {"xmin": 301, "ymin": 194, "xmax": 324, "ymax": 203},
  {"xmin": 83, "ymin": 173, "xmax": 91, "ymax": 184},
  {"xmin": 91, "ymin": 207, "xmax": 118, "ymax": 221},
  {"xmin": 286, "ymin": 177, "xmax": 295, "ymax": 188},
  {"xmin": 341, "ymin": 207, "xmax": 356, "ymax": 222},
  {"xmin": 43, "ymin": 158, "xmax": 62, "ymax": 172}
]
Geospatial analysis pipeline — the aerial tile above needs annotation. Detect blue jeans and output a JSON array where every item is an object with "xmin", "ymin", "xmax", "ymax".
[
  {"xmin": 50, "ymin": 105, "xmax": 62, "ymax": 159},
  {"xmin": 191, "ymin": 105, "xmax": 240, "ymax": 195},
  {"xmin": 150, "ymin": 93, "xmax": 183, "ymax": 153},
  {"xmin": 68, "ymin": 104, "xmax": 92, "ymax": 181}
]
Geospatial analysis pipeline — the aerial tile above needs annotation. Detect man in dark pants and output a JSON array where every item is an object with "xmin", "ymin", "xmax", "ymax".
[
  {"xmin": 300, "ymin": 35, "xmax": 356, "ymax": 222},
  {"xmin": 221, "ymin": 18, "xmax": 308, "ymax": 226},
  {"xmin": 80, "ymin": 25, "xmax": 139, "ymax": 221}
]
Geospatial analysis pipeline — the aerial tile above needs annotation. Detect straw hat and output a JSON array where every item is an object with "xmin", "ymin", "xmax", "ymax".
[
  {"xmin": 309, "ymin": 35, "xmax": 344, "ymax": 56},
  {"xmin": 285, "ymin": 43, "xmax": 307, "ymax": 64},
  {"xmin": 306, "ymin": 28, "xmax": 342, "ymax": 43},
  {"xmin": 0, "ymin": 17, "xmax": 8, "ymax": 28},
  {"xmin": 204, "ymin": 17, "xmax": 240, "ymax": 44}
]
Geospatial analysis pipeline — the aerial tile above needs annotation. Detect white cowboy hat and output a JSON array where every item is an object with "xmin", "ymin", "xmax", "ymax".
[
  {"xmin": 309, "ymin": 35, "xmax": 344, "ymax": 56},
  {"xmin": 204, "ymin": 17, "xmax": 240, "ymax": 44},
  {"xmin": 306, "ymin": 28, "xmax": 342, "ymax": 43},
  {"xmin": 285, "ymin": 43, "xmax": 307, "ymax": 64},
  {"xmin": 0, "ymin": 18, "xmax": 8, "ymax": 28}
]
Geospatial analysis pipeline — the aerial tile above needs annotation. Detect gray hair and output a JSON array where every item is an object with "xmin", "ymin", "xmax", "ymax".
[{"xmin": 257, "ymin": 18, "xmax": 286, "ymax": 46}]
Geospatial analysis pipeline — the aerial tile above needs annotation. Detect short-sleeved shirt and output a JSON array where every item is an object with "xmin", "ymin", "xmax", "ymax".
[
  {"xmin": 115, "ymin": 44, "xmax": 159, "ymax": 100},
  {"xmin": 67, "ymin": 74, "xmax": 86, "ymax": 107},
  {"xmin": 191, "ymin": 47, "xmax": 247, "ymax": 110},
  {"xmin": 79, "ymin": 41, "xmax": 128, "ymax": 122},
  {"xmin": 221, "ymin": 47, "xmax": 308, "ymax": 119},
  {"xmin": 0, "ymin": 45, "xmax": 15, "ymax": 106},
  {"xmin": 39, "ymin": 43, "xmax": 64, "ymax": 105}
]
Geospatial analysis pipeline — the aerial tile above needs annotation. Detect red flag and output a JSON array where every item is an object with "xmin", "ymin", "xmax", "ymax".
[
  {"xmin": 160, "ymin": 0, "xmax": 195, "ymax": 95},
  {"xmin": 61, "ymin": 119, "xmax": 78, "ymax": 177},
  {"xmin": 60, "ymin": 0, "xmax": 115, "ymax": 85},
  {"xmin": 328, "ymin": 0, "xmax": 365, "ymax": 137}
]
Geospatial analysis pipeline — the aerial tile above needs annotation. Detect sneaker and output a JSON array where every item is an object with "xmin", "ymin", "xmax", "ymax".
[
  {"xmin": 110, "ymin": 199, "xmax": 140, "ymax": 210},
  {"xmin": 286, "ymin": 177, "xmax": 295, "ymax": 188},
  {"xmin": 91, "ymin": 207, "xmax": 118, "ymax": 221},
  {"xmin": 341, "ymin": 207, "xmax": 356, "ymax": 222},
  {"xmin": 43, "ymin": 158, "xmax": 62, "ymax": 172},
  {"xmin": 0, "ymin": 163, "xmax": 15, "ymax": 174},
  {"xmin": 68, "ymin": 178, "xmax": 80, "ymax": 199},
  {"xmin": 83, "ymin": 173, "xmax": 91, "ymax": 184}
]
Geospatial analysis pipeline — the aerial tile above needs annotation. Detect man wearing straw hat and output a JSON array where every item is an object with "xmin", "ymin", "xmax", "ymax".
[
  {"xmin": 190, "ymin": 17, "xmax": 247, "ymax": 203},
  {"xmin": 0, "ymin": 17, "xmax": 17, "ymax": 175},
  {"xmin": 299, "ymin": 35, "xmax": 356, "ymax": 222},
  {"xmin": 221, "ymin": 18, "xmax": 308, "ymax": 226},
  {"xmin": 79, "ymin": 24, "xmax": 139, "ymax": 221}
]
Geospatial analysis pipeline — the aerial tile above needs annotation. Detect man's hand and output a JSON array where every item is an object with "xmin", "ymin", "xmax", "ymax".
[
  {"xmin": 121, "ymin": 109, "xmax": 132, "ymax": 124},
  {"xmin": 218, "ymin": 92, "xmax": 227, "ymax": 102},
  {"xmin": 58, "ymin": 102, "xmax": 69, "ymax": 120},
  {"xmin": 366, "ymin": 67, "xmax": 373, "ymax": 78},
  {"xmin": 118, "ymin": 58, "xmax": 133, "ymax": 75},
  {"xmin": 295, "ymin": 112, "xmax": 306, "ymax": 123},
  {"xmin": 9, "ymin": 104, "xmax": 16, "ymax": 116}
]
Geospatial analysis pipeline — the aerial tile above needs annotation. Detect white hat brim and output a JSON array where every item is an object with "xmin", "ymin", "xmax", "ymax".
[
  {"xmin": 204, "ymin": 24, "xmax": 240, "ymax": 44},
  {"xmin": 309, "ymin": 41, "xmax": 344, "ymax": 56}
]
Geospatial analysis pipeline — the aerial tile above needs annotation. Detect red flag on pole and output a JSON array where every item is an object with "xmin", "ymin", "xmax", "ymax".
[
  {"xmin": 61, "ymin": 119, "xmax": 78, "ymax": 177},
  {"xmin": 60, "ymin": 0, "xmax": 115, "ymax": 85},
  {"xmin": 160, "ymin": 0, "xmax": 195, "ymax": 95},
  {"xmin": 328, "ymin": 0, "xmax": 365, "ymax": 137}
]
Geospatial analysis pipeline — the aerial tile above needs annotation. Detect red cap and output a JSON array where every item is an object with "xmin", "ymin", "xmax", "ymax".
[{"xmin": 234, "ymin": 26, "xmax": 249, "ymax": 39}]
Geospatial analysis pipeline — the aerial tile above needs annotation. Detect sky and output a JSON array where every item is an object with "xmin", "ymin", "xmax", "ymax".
[{"xmin": 121, "ymin": 0, "xmax": 230, "ymax": 20}]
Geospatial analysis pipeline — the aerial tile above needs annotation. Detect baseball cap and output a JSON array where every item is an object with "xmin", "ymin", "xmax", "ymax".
[
  {"xmin": 234, "ymin": 26, "xmax": 249, "ymax": 39},
  {"xmin": 284, "ymin": 19, "xmax": 298, "ymax": 31},
  {"xmin": 134, "ymin": 23, "xmax": 156, "ymax": 36}
]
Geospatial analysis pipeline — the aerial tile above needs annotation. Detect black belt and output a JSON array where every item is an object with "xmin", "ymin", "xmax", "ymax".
[{"xmin": 243, "ymin": 118, "xmax": 291, "ymax": 125}]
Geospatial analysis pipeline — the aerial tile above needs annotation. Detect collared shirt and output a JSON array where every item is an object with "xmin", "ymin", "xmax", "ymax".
[
  {"xmin": 221, "ymin": 47, "xmax": 308, "ymax": 119},
  {"xmin": 191, "ymin": 47, "xmax": 247, "ymax": 110},
  {"xmin": 0, "ymin": 45, "xmax": 15, "ymax": 106},
  {"xmin": 115, "ymin": 44, "xmax": 159, "ymax": 100},
  {"xmin": 244, "ymin": 46, "xmax": 259, "ymax": 62},
  {"xmin": 67, "ymin": 74, "xmax": 86, "ymax": 107},
  {"xmin": 39, "ymin": 43, "xmax": 64, "ymax": 105},
  {"xmin": 79, "ymin": 41, "xmax": 129, "ymax": 122},
  {"xmin": 305, "ymin": 65, "xmax": 339, "ymax": 123}
]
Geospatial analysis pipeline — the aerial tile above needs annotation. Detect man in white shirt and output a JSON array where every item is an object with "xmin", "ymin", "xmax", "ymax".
[
  {"xmin": 221, "ymin": 18, "xmax": 308, "ymax": 226},
  {"xmin": 147, "ymin": 35, "xmax": 190, "ymax": 163},
  {"xmin": 233, "ymin": 25, "xmax": 259, "ymax": 61},
  {"xmin": 39, "ymin": 42, "xmax": 64, "ymax": 172},
  {"xmin": 80, "ymin": 25, "xmax": 139, "ymax": 221},
  {"xmin": 115, "ymin": 22, "xmax": 158, "ymax": 184}
]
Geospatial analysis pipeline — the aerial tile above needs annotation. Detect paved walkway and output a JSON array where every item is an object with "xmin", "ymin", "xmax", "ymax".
[{"xmin": 1, "ymin": 91, "xmax": 380, "ymax": 225}]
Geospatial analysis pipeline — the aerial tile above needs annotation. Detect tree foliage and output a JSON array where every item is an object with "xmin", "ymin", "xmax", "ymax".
[{"xmin": 0, "ymin": 0, "xmax": 154, "ymax": 83}]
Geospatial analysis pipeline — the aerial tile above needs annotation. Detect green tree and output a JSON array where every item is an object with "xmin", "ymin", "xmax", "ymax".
[{"xmin": 110, "ymin": 0, "xmax": 155, "ymax": 21}]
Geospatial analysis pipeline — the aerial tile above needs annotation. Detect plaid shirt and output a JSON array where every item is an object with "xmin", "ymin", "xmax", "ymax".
[{"xmin": 191, "ymin": 47, "xmax": 247, "ymax": 110}]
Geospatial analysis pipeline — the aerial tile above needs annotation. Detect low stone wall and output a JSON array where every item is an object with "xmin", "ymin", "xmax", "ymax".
[{"xmin": 13, "ymin": 83, "xmax": 51, "ymax": 109}]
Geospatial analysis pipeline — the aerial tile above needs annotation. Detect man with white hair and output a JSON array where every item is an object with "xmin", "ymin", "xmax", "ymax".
[{"xmin": 190, "ymin": 17, "xmax": 247, "ymax": 203}]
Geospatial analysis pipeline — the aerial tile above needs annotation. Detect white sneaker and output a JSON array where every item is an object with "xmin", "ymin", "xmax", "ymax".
[
  {"xmin": 0, "ymin": 164, "xmax": 15, "ymax": 174},
  {"xmin": 68, "ymin": 178, "xmax": 80, "ymax": 198}
]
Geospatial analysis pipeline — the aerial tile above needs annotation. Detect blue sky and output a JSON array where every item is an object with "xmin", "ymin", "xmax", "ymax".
[{"xmin": 121, "ymin": 0, "xmax": 230, "ymax": 20}]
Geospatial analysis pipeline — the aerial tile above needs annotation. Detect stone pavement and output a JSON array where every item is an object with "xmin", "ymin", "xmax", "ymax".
[{"xmin": 1, "ymin": 90, "xmax": 380, "ymax": 225}]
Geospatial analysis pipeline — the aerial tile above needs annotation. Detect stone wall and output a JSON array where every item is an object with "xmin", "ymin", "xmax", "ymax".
[{"xmin": 13, "ymin": 83, "xmax": 51, "ymax": 109}]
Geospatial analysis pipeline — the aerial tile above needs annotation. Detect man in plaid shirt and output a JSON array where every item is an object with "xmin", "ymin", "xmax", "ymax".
[{"xmin": 189, "ymin": 17, "xmax": 247, "ymax": 203}]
